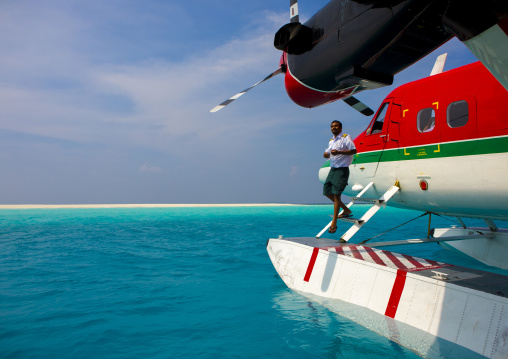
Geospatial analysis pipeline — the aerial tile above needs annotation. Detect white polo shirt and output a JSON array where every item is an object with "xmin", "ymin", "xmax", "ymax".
[{"xmin": 325, "ymin": 133, "xmax": 356, "ymax": 168}]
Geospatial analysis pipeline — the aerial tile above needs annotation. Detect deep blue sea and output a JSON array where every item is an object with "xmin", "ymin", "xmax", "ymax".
[{"xmin": 1, "ymin": 205, "xmax": 507, "ymax": 358}]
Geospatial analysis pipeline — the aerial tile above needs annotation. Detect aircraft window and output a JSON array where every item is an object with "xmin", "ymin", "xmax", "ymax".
[
  {"xmin": 370, "ymin": 102, "xmax": 389, "ymax": 134},
  {"xmin": 447, "ymin": 100, "xmax": 468, "ymax": 128},
  {"xmin": 417, "ymin": 108, "xmax": 435, "ymax": 133}
]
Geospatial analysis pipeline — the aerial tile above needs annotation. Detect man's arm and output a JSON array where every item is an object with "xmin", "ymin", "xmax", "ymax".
[
  {"xmin": 331, "ymin": 149, "xmax": 357, "ymax": 156},
  {"xmin": 332, "ymin": 135, "xmax": 357, "ymax": 155},
  {"xmin": 324, "ymin": 141, "xmax": 332, "ymax": 158}
]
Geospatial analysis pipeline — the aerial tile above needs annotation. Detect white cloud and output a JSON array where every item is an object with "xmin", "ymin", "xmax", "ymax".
[
  {"xmin": 0, "ymin": 1, "xmax": 481, "ymax": 204},
  {"xmin": 139, "ymin": 162, "xmax": 163, "ymax": 173},
  {"xmin": 0, "ymin": 3, "xmax": 289, "ymax": 156}
]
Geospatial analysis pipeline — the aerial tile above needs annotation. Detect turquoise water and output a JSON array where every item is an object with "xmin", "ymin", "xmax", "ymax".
[{"xmin": 1, "ymin": 206, "xmax": 506, "ymax": 358}]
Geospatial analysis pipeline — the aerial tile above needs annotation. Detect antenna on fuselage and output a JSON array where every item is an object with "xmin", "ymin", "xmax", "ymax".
[{"xmin": 430, "ymin": 53, "xmax": 448, "ymax": 76}]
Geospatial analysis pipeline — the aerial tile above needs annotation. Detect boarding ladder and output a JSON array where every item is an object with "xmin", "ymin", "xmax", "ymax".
[{"xmin": 316, "ymin": 181, "xmax": 400, "ymax": 243}]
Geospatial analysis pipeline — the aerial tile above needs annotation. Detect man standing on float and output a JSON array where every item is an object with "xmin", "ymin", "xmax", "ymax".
[{"xmin": 323, "ymin": 120, "xmax": 357, "ymax": 233}]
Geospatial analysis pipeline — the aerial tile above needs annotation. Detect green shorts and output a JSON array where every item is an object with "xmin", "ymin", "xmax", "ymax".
[{"xmin": 323, "ymin": 167, "xmax": 349, "ymax": 196}]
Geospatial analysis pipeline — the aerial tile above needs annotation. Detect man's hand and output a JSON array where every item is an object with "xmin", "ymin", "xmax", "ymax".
[{"xmin": 323, "ymin": 152, "xmax": 330, "ymax": 159}]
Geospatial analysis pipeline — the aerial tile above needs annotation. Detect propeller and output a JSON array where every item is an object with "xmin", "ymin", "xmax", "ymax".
[
  {"xmin": 210, "ymin": 67, "xmax": 284, "ymax": 113},
  {"xmin": 210, "ymin": 1, "xmax": 296, "ymax": 113},
  {"xmin": 342, "ymin": 96, "xmax": 374, "ymax": 116},
  {"xmin": 212, "ymin": 0, "xmax": 374, "ymax": 117}
]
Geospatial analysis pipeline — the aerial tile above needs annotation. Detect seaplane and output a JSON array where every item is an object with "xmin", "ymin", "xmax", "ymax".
[
  {"xmin": 213, "ymin": 1, "xmax": 508, "ymax": 357},
  {"xmin": 269, "ymin": 57, "xmax": 508, "ymax": 358}
]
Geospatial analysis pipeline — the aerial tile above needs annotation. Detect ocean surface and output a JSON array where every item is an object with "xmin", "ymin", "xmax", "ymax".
[{"xmin": 1, "ymin": 205, "xmax": 507, "ymax": 359}]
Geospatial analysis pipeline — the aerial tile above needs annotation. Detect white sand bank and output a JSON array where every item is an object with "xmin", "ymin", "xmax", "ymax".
[{"xmin": 0, "ymin": 203, "xmax": 298, "ymax": 209}]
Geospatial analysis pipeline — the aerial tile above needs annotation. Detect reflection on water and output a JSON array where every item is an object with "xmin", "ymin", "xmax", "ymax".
[
  {"xmin": 276, "ymin": 290, "xmax": 486, "ymax": 359},
  {"xmin": 272, "ymin": 289, "xmax": 422, "ymax": 358}
]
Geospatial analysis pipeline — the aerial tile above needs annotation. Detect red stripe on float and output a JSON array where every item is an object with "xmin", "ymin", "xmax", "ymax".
[
  {"xmin": 382, "ymin": 250, "xmax": 408, "ymax": 270},
  {"xmin": 304, "ymin": 247, "xmax": 320, "ymax": 282},
  {"xmin": 385, "ymin": 269, "xmax": 407, "ymax": 318},
  {"xmin": 409, "ymin": 264, "xmax": 450, "ymax": 272},
  {"xmin": 349, "ymin": 246, "xmax": 364, "ymax": 260},
  {"xmin": 364, "ymin": 247, "xmax": 387, "ymax": 266},
  {"xmin": 401, "ymin": 254, "xmax": 425, "ymax": 269},
  {"xmin": 335, "ymin": 246, "xmax": 345, "ymax": 255},
  {"xmin": 424, "ymin": 258, "xmax": 442, "ymax": 267}
]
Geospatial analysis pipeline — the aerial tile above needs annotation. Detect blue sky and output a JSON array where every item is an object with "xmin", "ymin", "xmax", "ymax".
[{"xmin": 0, "ymin": 0, "xmax": 478, "ymax": 204}]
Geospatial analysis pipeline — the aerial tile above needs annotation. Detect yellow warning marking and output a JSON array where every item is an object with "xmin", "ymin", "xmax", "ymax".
[
  {"xmin": 432, "ymin": 102, "xmax": 439, "ymax": 109},
  {"xmin": 434, "ymin": 144, "xmax": 440, "ymax": 153},
  {"xmin": 403, "ymin": 109, "xmax": 409, "ymax": 117},
  {"xmin": 404, "ymin": 148, "xmax": 410, "ymax": 156}
]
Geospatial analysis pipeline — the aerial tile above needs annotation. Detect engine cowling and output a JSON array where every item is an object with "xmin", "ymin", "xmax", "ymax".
[{"xmin": 274, "ymin": 22, "xmax": 313, "ymax": 55}]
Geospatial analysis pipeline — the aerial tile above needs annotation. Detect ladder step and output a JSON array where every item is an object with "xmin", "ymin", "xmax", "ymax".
[
  {"xmin": 315, "ymin": 181, "xmax": 375, "ymax": 239},
  {"xmin": 340, "ymin": 185, "xmax": 400, "ymax": 242},
  {"xmin": 337, "ymin": 217, "xmax": 364, "ymax": 224},
  {"xmin": 351, "ymin": 197, "xmax": 385, "ymax": 204}
]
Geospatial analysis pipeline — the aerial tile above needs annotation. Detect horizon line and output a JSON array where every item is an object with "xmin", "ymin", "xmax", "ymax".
[{"xmin": 0, "ymin": 203, "xmax": 312, "ymax": 209}]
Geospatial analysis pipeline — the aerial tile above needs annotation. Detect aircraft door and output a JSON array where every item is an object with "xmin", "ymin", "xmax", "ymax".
[
  {"xmin": 355, "ymin": 99, "xmax": 395, "ymax": 177},
  {"xmin": 385, "ymin": 102, "xmax": 402, "ymax": 178},
  {"xmin": 386, "ymin": 101, "xmax": 401, "ymax": 157}
]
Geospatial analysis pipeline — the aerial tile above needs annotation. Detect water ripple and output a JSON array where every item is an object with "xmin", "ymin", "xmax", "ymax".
[{"xmin": 0, "ymin": 206, "xmax": 503, "ymax": 358}]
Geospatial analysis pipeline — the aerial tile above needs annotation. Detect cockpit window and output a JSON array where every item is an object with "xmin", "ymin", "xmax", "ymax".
[
  {"xmin": 417, "ymin": 108, "xmax": 435, "ymax": 133},
  {"xmin": 367, "ymin": 102, "xmax": 389, "ymax": 135},
  {"xmin": 447, "ymin": 100, "xmax": 468, "ymax": 128}
]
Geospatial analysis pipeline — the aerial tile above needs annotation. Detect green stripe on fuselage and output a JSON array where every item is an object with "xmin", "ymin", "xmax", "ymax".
[{"xmin": 350, "ymin": 136, "xmax": 508, "ymax": 165}]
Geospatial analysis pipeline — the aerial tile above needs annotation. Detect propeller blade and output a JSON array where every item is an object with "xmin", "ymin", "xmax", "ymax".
[
  {"xmin": 342, "ymin": 96, "xmax": 374, "ymax": 116},
  {"xmin": 290, "ymin": 0, "xmax": 299, "ymax": 23},
  {"xmin": 210, "ymin": 67, "xmax": 283, "ymax": 113}
]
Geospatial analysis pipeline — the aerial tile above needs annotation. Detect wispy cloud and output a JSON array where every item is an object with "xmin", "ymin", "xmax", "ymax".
[
  {"xmin": 139, "ymin": 162, "xmax": 163, "ymax": 174},
  {"xmin": 0, "ymin": 1, "xmax": 480, "ymax": 204},
  {"xmin": 0, "ymin": 2, "xmax": 288, "ymax": 154}
]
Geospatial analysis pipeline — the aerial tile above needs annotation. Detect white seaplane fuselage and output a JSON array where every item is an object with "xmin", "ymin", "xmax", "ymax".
[
  {"xmin": 316, "ymin": 62, "xmax": 508, "ymax": 268},
  {"xmin": 320, "ymin": 62, "xmax": 508, "ymax": 221},
  {"xmin": 268, "ymin": 62, "xmax": 508, "ymax": 359}
]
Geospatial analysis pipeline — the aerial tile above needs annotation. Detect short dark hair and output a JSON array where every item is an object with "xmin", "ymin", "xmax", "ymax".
[{"xmin": 331, "ymin": 120, "xmax": 342, "ymax": 127}]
